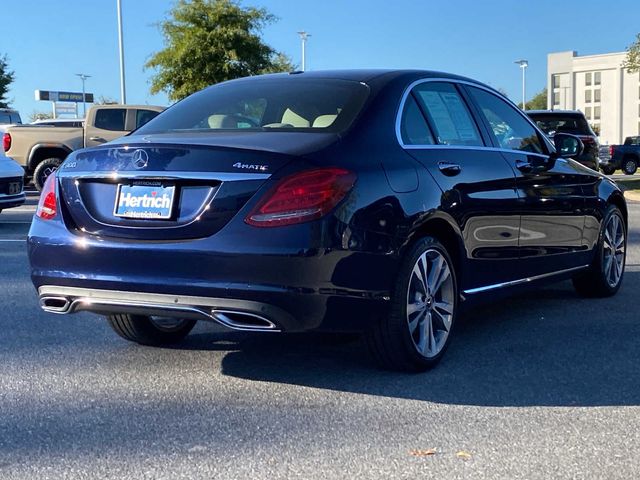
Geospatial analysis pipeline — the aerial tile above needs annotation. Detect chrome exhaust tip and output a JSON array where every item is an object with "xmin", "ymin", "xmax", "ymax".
[
  {"xmin": 212, "ymin": 310, "xmax": 278, "ymax": 331},
  {"xmin": 40, "ymin": 296, "xmax": 72, "ymax": 314}
]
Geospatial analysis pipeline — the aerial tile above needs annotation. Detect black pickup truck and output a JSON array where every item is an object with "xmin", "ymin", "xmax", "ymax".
[{"xmin": 601, "ymin": 136, "xmax": 640, "ymax": 175}]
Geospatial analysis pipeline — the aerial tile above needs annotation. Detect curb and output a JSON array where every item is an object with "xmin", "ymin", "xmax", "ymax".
[{"xmin": 624, "ymin": 189, "xmax": 640, "ymax": 202}]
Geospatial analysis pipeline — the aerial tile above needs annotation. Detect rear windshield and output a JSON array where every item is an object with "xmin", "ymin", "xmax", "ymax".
[
  {"xmin": 527, "ymin": 113, "xmax": 591, "ymax": 136},
  {"xmin": 136, "ymin": 77, "xmax": 370, "ymax": 135},
  {"xmin": 624, "ymin": 136, "xmax": 640, "ymax": 146}
]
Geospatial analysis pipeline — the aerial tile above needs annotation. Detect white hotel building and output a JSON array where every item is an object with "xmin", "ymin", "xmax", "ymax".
[{"xmin": 547, "ymin": 50, "xmax": 640, "ymax": 145}]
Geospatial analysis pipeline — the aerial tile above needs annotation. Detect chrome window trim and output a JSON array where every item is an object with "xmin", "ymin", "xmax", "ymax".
[
  {"xmin": 58, "ymin": 171, "xmax": 271, "ymax": 181},
  {"xmin": 395, "ymin": 77, "xmax": 554, "ymax": 155},
  {"xmin": 463, "ymin": 265, "xmax": 589, "ymax": 295}
]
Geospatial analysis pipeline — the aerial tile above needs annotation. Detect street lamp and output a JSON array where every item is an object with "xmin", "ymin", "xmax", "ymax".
[
  {"xmin": 297, "ymin": 31, "xmax": 311, "ymax": 71},
  {"xmin": 117, "ymin": 0, "xmax": 127, "ymax": 104},
  {"xmin": 75, "ymin": 73, "xmax": 91, "ymax": 118},
  {"xmin": 515, "ymin": 59, "xmax": 528, "ymax": 110}
]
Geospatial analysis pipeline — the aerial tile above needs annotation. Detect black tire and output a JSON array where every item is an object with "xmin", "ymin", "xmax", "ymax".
[
  {"xmin": 622, "ymin": 157, "xmax": 638, "ymax": 175},
  {"xmin": 33, "ymin": 157, "xmax": 63, "ymax": 191},
  {"xmin": 107, "ymin": 314, "xmax": 197, "ymax": 346},
  {"xmin": 572, "ymin": 205, "xmax": 626, "ymax": 298},
  {"xmin": 366, "ymin": 236, "xmax": 458, "ymax": 372},
  {"xmin": 601, "ymin": 165, "xmax": 615, "ymax": 175}
]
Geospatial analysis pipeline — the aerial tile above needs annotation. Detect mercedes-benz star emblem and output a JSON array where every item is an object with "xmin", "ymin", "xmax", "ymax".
[{"xmin": 132, "ymin": 149, "xmax": 149, "ymax": 169}]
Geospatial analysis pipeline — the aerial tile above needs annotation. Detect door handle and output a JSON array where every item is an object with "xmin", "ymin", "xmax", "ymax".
[
  {"xmin": 89, "ymin": 136, "xmax": 105, "ymax": 142},
  {"xmin": 438, "ymin": 161, "xmax": 461, "ymax": 176}
]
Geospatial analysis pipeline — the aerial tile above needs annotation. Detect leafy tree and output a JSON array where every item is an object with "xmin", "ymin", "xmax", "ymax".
[
  {"xmin": 29, "ymin": 111, "xmax": 54, "ymax": 122},
  {"xmin": 146, "ymin": 0, "xmax": 295, "ymax": 101},
  {"xmin": 0, "ymin": 55, "xmax": 15, "ymax": 109},
  {"xmin": 525, "ymin": 87, "xmax": 547, "ymax": 110},
  {"xmin": 622, "ymin": 33, "xmax": 640, "ymax": 73}
]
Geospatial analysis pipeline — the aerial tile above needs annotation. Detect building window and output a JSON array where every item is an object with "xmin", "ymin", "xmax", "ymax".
[
  {"xmin": 552, "ymin": 74, "xmax": 560, "ymax": 89},
  {"xmin": 594, "ymin": 72, "xmax": 601, "ymax": 85},
  {"xmin": 594, "ymin": 106, "xmax": 601, "ymax": 120},
  {"xmin": 585, "ymin": 90, "xmax": 592, "ymax": 103},
  {"xmin": 585, "ymin": 73, "xmax": 592, "ymax": 86},
  {"xmin": 585, "ymin": 107, "xmax": 592, "ymax": 119},
  {"xmin": 553, "ymin": 92, "xmax": 560, "ymax": 106},
  {"xmin": 594, "ymin": 89, "xmax": 601, "ymax": 102}
]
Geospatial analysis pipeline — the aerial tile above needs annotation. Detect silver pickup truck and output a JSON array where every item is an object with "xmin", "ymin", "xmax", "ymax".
[{"xmin": 1, "ymin": 104, "xmax": 163, "ymax": 190}]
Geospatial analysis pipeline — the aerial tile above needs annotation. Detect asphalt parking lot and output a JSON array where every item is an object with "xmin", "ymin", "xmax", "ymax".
[{"xmin": 2, "ymin": 191, "xmax": 640, "ymax": 479}]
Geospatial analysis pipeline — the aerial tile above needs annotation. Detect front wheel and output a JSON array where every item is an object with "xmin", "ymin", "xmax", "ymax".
[
  {"xmin": 33, "ymin": 157, "xmax": 63, "ymax": 191},
  {"xmin": 107, "ymin": 314, "xmax": 197, "ymax": 346},
  {"xmin": 367, "ymin": 237, "xmax": 458, "ymax": 372},
  {"xmin": 573, "ymin": 205, "xmax": 626, "ymax": 297},
  {"xmin": 601, "ymin": 165, "xmax": 615, "ymax": 175},
  {"xmin": 622, "ymin": 158, "xmax": 638, "ymax": 175}
]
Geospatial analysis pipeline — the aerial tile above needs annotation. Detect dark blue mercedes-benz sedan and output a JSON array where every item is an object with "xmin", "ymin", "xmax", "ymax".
[{"xmin": 28, "ymin": 70, "xmax": 627, "ymax": 371}]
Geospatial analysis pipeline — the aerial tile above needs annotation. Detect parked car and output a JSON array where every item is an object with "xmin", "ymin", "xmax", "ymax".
[
  {"xmin": 28, "ymin": 70, "xmax": 627, "ymax": 372},
  {"xmin": 601, "ymin": 136, "xmax": 640, "ymax": 175},
  {"xmin": 0, "ymin": 152, "xmax": 25, "ymax": 213},
  {"xmin": 526, "ymin": 110, "xmax": 600, "ymax": 171},
  {"xmin": 2, "ymin": 104, "xmax": 163, "ymax": 190},
  {"xmin": 0, "ymin": 108, "xmax": 22, "ymax": 126}
]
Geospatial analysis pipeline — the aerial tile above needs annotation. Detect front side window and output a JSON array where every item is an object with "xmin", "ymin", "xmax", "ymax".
[
  {"xmin": 95, "ymin": 109, "xmax": 126, "ymax": 131},
  {"xmin": 399, "ymin": 95, "xmax": 434, "ymax": 145},
  {"xmin": 136, "ymin": 78, "xmax": 369, "ymax": 135},
  {"xmin": 412, "ymin": 82, "xmax": 482, "ymax": 146},
  {"xmin": 467, "ymin": 86, "xmax": 543, "ymax": 154}
]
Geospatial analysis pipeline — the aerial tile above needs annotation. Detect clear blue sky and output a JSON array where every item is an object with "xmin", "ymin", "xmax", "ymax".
[{"xmin": 3, "ymin": 0, "xmax": 638, "ymax": 121}]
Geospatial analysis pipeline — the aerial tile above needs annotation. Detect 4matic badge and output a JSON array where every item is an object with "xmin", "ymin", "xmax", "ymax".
[{"xmin": 232, "ymin": 162, "xmax": 268, "ymax": 172}]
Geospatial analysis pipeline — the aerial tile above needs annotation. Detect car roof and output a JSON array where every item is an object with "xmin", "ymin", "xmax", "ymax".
[
  {"xmin": 526, "ymin": 110, "xmax": 585, "ymax": 116},
  {"xmin": 217, "ymin": 69, "xmax": 492, "ymax": 89}
]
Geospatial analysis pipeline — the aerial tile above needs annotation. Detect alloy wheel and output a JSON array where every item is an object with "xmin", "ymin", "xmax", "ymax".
[
  {"xmin": 603, "ymin": 213, "xmax": 625, "ymax": 288},
  {"xmin": 406, "ymin": 249, "xmax": 455, "ymax": 358}
]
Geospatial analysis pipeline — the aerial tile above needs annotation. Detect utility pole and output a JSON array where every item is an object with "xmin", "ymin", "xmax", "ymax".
[
  {"xmin": 117, "ymin": 0, "xmax": 127, "ymax": 104},
  {"xmin": 75, "ymin": 73, "xmax": 91, "ymax": 117},
  {"xmin": 297, "ymin": 31, "xmax": 311, "ymax": 71},
  {"xmin": 515, "ymin": 59, "xmax": 528, "ymax": 110}
]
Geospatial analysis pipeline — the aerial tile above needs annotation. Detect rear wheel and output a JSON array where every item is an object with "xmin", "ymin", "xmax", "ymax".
[
  {"xmin": 33, "ymin": 157, "xmax": 63, "ymax": 191},
  {"xmin": 622, "ymin": 157, "xmax": 638, "ymax": 175},
  {"xmin": 107, "ymin": 314, "xmax": 197, "ymax": 346},
  {"xmin": 573, "ymin": 205, "xmax": 626, "ymax": 297},
  {"xmin": 367, "ymin": 236, "xmax": 458, "ymax": 372}
]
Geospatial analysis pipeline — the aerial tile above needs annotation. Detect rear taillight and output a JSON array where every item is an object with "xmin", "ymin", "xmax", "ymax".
[
  {"xmin": 35, "ymin": 172, "xmax": 58, "ymax": 220},
  {"xmin": 2, "ymin": 133, "xmax": 11, "ymax": 152},
  {"xmin": 609, "ymin": 145, "xmax": 616, "ymax": 156},
  {"xmin": 245, "ymin": 168, "xmax": 356, "ymax": 227}
]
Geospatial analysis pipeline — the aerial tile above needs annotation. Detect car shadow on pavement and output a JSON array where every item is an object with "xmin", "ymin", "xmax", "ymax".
[{"xmin": 196, "ymin": 273, "xmax": 640, "ymax": 408}]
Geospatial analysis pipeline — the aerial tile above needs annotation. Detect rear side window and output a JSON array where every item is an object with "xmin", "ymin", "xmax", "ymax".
[
  {"xmin": 400, "ymin": 95, "xmax": 434, "ymax": 145},
  {"xmin": 468, "ymin": 87, "xmax": 543, "ymax": 154},
  {"xmin": 412, "ymin": 82, "xmax": 482, "ymax": 146},
  {"xmin": 95, "ymin": 109, "xmax": 126, "ymax": 131},
  {"xmin": 136, "ymin": 109, "xmax": 160, "ymax": 129}
]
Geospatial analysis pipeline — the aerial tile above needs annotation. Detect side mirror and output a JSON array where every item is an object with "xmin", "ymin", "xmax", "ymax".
[{"xmin": 553, "ymin": 133, "xmax": 583, "ymax": 159}]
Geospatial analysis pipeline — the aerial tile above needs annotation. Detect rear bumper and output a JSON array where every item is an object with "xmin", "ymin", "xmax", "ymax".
[{"xmin": 28, "ymin": 220, "xmax": 396, "ymax": 332}]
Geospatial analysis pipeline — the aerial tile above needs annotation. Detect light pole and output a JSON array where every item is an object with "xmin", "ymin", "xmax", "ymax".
[
  {"xmin": 75, "ymin": 73, "xmax": 91, "ymax": 118},
  {"xmin": 117, "ymin": 0, "xmax": 127, "ymax": 104},
  {"xmin": 515, "ymin": 59, "xmax": 528, "ymax": 110},
  {"xmin": 297, "ymin": 31, "xmax": 311, "ymax": 71}
]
